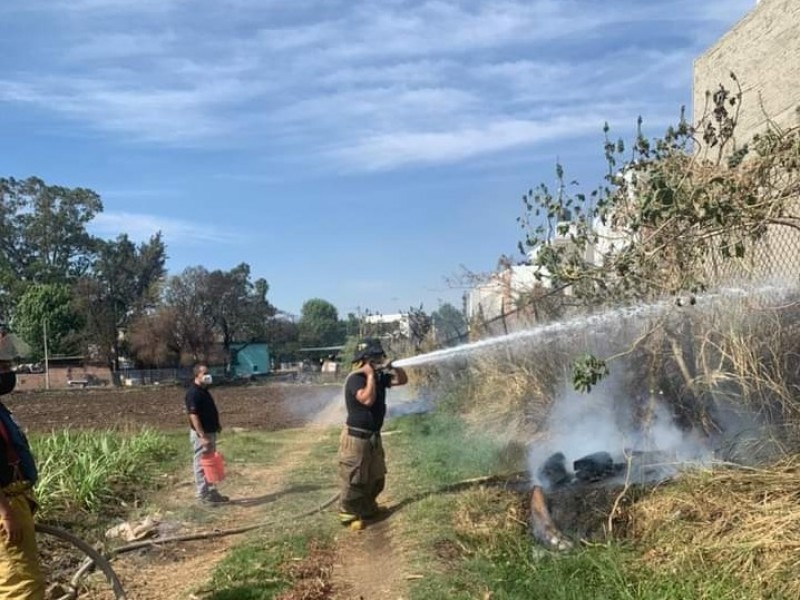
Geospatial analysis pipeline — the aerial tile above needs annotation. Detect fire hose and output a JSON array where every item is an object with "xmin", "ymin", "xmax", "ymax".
[
  {"xmin": 36, "ymin": 492, "xmax": 341, "ymax": 599},
  {"xmin": 106, "ymin": 473, "xmax": 528, "ymax": 555},
  {"xmin": 39, "ymin": 473, "xmax": 527, "ymax": 598},
  {"xmin": 35, "ymin": 523, "xmax": 127, "ymax": 600}
]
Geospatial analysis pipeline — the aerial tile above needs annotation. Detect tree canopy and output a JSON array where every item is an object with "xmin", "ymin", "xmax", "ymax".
[
  {"xmin": 518, "ymin": 77, "xmax": 800, "ymax": 306},
  {"xmin": 72, "ymin": 233, "xmax": 167, "ymax": 369},
  {"xmin": 13, "ymin": 283, "xmax": 83, "ymax": 358},
  {"xmin": 128, "ymin": 263, "xmax": 276, "ymax": 367},
  {"xmin": 298, "ymin": 298, "xmax": 342, "ymax": 348},
  {"xmin": 0, "ymin": 176, "xmax": 102, "ymax": 316}
]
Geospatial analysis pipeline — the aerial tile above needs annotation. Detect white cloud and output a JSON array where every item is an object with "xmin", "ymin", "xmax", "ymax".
[
  {"xmin": 66, "ymin": 32, "xmax": 177, "ymax": 61},
  {"xmin": 0, "ymin": 0, "xmax": 755, "ymax": 170},
  {"xmin": 35, "ymin": 0, "xmax": 187, "ymax": 12},
  {"xmin": 90, "ymin": 212, "xmax": 244, "ymax": 245},
  {"xmin": 330, "ymin": 113, "xmax": 613, "ymax": 171},
  {"xmin": 0, "ymin": 75, "xmax": 265, "ymax": 144}
]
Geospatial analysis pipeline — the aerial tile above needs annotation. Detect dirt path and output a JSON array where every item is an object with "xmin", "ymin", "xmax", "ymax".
[
  {"xmin": 21, "ymin": 382, "xmax": 415, "ymax": 599},
  {"xmin": 115, "ymin": 417, "xmax": 340, "ymax": 599},
  {"xmin": 330, "ymin": 485, "xmax": 408, "ymax": 600},
  {"xmin": 320, "ymin": 389, "xmax": 413, "ymax": 599}
]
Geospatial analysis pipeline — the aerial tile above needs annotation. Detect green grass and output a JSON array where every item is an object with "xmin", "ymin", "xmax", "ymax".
[
  {"xmin": 198, "ymin": 427, "xmax": 340, "ymax": 600},
  {"xmin": 386, "ymin": 412, "xmax": 520, "ymax": 486},
  {"xmin": 205, "ymin": 535, "xmax": 308, "ymax": 600},
  {"xmin": 31, "ymin": 428, "xmax": 180, "ymax": 518},
  {"xmin": 205, "ymin": 532, "xmax": 336, "ymax": 600},
  {"xmin": 218, "ymin": 429, "xmax": 304, "ymax": 466}
]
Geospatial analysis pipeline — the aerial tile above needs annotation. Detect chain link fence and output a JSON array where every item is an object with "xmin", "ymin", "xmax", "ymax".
[{"xmin": 706, "ymin": 217, "xmax": 800, "ymax": 287}]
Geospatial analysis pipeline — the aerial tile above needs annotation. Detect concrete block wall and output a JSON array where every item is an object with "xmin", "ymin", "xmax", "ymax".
[
  {"xmin": 693, "ymin": 0, "xmax": 800, "ymax": 144},
  {"xmin": 694, "ymin": 0, "xmax": 800, "ymax": 286}
]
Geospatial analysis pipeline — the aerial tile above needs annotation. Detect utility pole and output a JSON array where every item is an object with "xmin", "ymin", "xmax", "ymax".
[{"xmin": 43, "ymin": 319, "xmax": 50, "ymax": 390}]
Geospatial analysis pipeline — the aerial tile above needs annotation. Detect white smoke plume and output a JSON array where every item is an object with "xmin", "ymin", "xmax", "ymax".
[{"xmin": 527, "ymin": 372, "xmax": 715, "ymax": 490}]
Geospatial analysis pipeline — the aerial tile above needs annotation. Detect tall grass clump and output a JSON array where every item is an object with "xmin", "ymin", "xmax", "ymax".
[
  {"xmin": 624, "ymin": 458, "xmax": 800, "ymax": 600},
  {"xmin": 31, "ymin": 428, "xmax": 176, "ymax": 518}
]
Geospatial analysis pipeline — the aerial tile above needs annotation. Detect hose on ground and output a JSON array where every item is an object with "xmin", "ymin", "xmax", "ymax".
[
  {"xmin": 111, "ymin": 471, "xmax": 529, "ymax": 555},
  {"xmin": 35, "ymin": 523, "xmax": 127, "ymax": 600},
  {"xmin": 47, "ymin": 471, "xmax": 529, "ymax": 597},
  {"xmin": 110, "ymin": 491, "xmax": 341, "ymax": 555}
]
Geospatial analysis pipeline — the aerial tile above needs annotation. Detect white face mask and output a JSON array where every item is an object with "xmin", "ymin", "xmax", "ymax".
[{"xmin": 201, "ymin": 373, "xmax": 213, "ymax": 385}]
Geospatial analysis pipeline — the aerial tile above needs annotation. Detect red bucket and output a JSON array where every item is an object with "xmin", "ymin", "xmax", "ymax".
[{"xmin": 199, "ymin": 451, "xmax": 226, "ymax": 484}]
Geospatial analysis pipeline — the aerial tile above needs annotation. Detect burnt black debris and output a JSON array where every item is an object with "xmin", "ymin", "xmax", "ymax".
[
  {"xmin": 537, "ymin": 452, "xmax": 570, "ymax": 487},
  {"xmin": 573, "ymin": 451, "xmax": 624, "ymax": 482}
]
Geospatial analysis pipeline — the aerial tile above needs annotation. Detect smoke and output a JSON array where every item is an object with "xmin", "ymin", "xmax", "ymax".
[
  {"xmin": 279, "ymin": 384, "xmax": 343, "ymax": 426},
  {"xmin": 527, "ymin": 372, "xmax": 714, "ymax": 490},
  {"xmin": 305, "ymin": 382, "xmax": 431, "ymax": 426},
  {"xmin": 386, "ymin": 386, "xmax": 433, "ymax": 418}
]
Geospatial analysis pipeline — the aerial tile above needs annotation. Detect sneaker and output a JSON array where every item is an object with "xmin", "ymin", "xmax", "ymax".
[{"xmin": 200, "ymin": 490, "xmax": 230, "ymax": 504}]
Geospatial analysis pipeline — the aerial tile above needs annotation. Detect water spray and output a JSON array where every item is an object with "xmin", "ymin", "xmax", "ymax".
[{"xmin": 392, "ymin": 284, "xmax": 793, "ymax": 370}]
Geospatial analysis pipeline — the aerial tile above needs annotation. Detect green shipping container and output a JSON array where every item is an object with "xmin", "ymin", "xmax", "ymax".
[{"xmin": 229, "ymin": 343, "xmax": 270, "ymax": 378}]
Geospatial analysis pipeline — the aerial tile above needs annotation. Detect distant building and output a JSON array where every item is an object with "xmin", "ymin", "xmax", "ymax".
[
  {"xmin": 363, "ymin": 313, "xmax": 411, "ymax": 338},
  {"xmin": 469, "ymin": 212, "xmax": 627, "ymax": 327},
  {"xmin": 467, "ymin": 264, "xmax": 540, "ymax": 324},
  {"xmin": 228, "ymin": 342, "xmax": 270, "ymax": 379}
]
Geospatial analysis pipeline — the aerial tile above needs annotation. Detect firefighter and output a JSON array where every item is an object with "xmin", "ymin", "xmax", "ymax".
[
  {"xmin": 0, "ymin": 334, "xmax": 45, "ymax": 599},
  {"xmin": 337, "ymin": 338, "xmax": 407, "ymax": 529}
]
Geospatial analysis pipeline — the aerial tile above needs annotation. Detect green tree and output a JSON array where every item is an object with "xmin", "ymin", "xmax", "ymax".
[
  {"xmin": 298, "ymin": 298, "xmax": 341, "ymax": 348},
  {"xmin": 517, "ymin": 77, "xmax": 799, "ymax": 305},
  {"xmin": 342, "ymin": 312, "xmax": 362, "ymax": 338},
  {"xmin": 516, "ymin": 76, "xmax": 800, "ymax": 405},
  {"xmin": 431, "ymin": 302, "xmax": 467, "ymax": 345},
  {"xmin": 158, "ymin": 266, "xmax": 217, "ymax": 365},
  {"xmin": 264, "ymin": 313, "xmax": 300, "ymax": 364},
  {"xmin": 0, "ymin": 177, "xmax": 102, "ymax": 314},
  {"xmin": 205, "ymin": 263, "xmax": 276, "ymax": 351},
  {"xmin": 13, "ymin": 283, "xmax": 83, "ymax": 358},
  {"xmin": 405, "ymin": 305, "xmax": 432, "ymax": 351}
]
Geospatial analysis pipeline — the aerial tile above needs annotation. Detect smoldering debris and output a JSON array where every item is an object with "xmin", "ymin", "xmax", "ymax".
[{"xmin": 528, "ymin": 449, "xmax": 674, "ymax": 551}]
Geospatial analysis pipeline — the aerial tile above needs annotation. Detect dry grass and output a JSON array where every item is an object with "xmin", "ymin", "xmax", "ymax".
[
  {"xmin": 452, "ymin": 487, "xmax": 526, "ymax": 555},
  {"xmin": 459, "ymin": 343, "xmax": 572, "ymax": 440},
  {"xmin": 626, "ymin": 457, "xmax": 800, "ymax": 598}
]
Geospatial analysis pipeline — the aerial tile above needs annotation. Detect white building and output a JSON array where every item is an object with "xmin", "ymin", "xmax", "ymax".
[
  {"xmin": 468, "ymin": 215, "xmax": 629, "ymax": 325},
  {"xmin": 363, "ymin": 313, "xmax": 411, "ymax": 338}
]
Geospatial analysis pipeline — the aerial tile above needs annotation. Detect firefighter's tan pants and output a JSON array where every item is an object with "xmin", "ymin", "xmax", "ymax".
[
  {"xmin": 337, "ymin": 428, "xmax": 386, "ymax": 517},
  {"xmin": 0, "ymin": 489, "xmax": 45, "ymax": 600}
]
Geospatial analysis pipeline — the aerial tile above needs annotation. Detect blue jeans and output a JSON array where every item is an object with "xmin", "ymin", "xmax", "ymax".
[{"xmin": 190, "ymin": 430, "xmax": 218, "ymax": 498}]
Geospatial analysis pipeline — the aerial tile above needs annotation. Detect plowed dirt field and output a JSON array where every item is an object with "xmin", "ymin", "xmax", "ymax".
[{"xmin": 4, "ymin": 382, "xmax": 341, "ymax": 432}]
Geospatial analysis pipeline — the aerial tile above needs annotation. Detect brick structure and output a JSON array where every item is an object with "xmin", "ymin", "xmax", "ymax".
[
  {"xmin": 693, "ymin": 0, "xmax": 800, "ymax": 144},
  {"xmin": 694, "ymin": 0, "xmax": 800, "ymax": 285}
]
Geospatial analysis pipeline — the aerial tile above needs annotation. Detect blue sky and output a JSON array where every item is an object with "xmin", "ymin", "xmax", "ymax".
[{"xmin": 0, "ymin": 0, "xmax": 754, "ymax": 317}]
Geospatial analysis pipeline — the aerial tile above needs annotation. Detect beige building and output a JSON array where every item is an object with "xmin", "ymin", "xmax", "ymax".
[
  {"xmin": 693, "ymin": 0, "xmax": 800, "ymax": 144},
  {"xmin": 693, "ymin": 0, "xmax": 800, "ymax": 284}
]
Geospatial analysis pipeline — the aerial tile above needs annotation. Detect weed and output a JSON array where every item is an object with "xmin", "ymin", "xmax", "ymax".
[{"xmin": 31, "ymin": 428, "xmax": 178, "ymax": 518}]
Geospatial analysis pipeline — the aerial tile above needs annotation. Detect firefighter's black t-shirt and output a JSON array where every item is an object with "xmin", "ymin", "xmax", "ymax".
[{"xmin": 344, "ymin": 371, "xmax": 392, "ymax": 432}]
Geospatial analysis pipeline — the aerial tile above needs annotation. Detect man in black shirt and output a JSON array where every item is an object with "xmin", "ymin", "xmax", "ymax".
[
  {"xmin": 338, "ymin": 338, "xmax": 407, "ymax": 528},
  {"xmin": 185, "ymin": 364, "xmax": 228, "ymax": 504}
]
